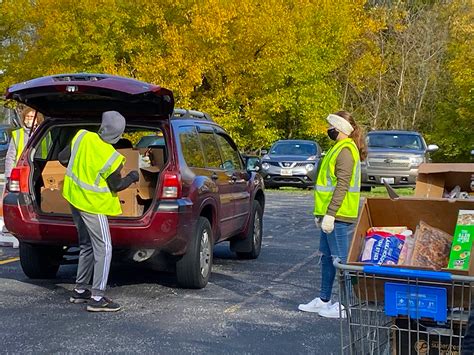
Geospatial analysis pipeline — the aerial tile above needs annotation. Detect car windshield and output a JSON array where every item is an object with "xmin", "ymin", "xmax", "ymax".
[
  {"xmin": 367, "ymin": 134, "xmax": 424, "ymax": 150},
  {"xmin": 270, "ymin": 142, "xmax": 317, "ymax": 156}
]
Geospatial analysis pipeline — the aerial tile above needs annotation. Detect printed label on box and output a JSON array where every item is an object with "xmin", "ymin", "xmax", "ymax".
[{"xmin": 448, "ymin": 210, "xmax": 474, "ymax": 271}]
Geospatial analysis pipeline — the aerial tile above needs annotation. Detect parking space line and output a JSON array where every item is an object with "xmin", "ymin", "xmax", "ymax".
[
  {"xmin": 0, "ymin": 257, "xmax": 20, "ymax": 265},
  {"xmin": 224, "ymin": 251, "xmax": 320, "ymax": 314}
]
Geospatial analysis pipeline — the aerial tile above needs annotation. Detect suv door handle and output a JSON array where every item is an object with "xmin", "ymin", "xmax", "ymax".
[{"xmin": 211, "ymin": 172, "xmax": 218, "ymax": 181}]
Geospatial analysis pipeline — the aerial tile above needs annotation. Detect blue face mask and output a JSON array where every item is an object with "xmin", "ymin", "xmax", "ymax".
[{"xmin": 327, "ymin": 128, "xmax": 339, "ymax": 141}]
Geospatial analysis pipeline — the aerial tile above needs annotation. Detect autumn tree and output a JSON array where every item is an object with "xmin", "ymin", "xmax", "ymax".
[{"xmin": 0, "ymin": 0, "xmax": 471, "ymax": 159}]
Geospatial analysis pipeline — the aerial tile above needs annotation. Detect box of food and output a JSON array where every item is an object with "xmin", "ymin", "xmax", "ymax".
[
  {"xmin": 392, "ymin": 318, "xmax": 462, "ymax": 355},
  {"xmin": 415, "ymin": 163, "xmax": 474, "ymax": 198},
  {"xmin": 117, "ymin": 148, "xmax": 160, "ymax": 216},
  {"xmin": 448, "ymin": 210, "xmax": 474, "ymax": 271},
  {"xmin": 347, "ymin": 198, "xmax": 474, "ymax": 306},
  {"xmin": 41, "ymin": 161, "xmax": 69, "ymax": 213}
]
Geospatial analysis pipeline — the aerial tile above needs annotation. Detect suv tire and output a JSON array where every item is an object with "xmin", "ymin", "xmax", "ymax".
[
  {"xmin": 235, "ymin": 200, "xmax": 263, "ymax": 260},
  {"xmin": 19, "ymin": 242, "xmax": 62, "ymax": 279},
  {"xmin": 176, "ymin": 217, "xmax": 213, "ymax": 289}
]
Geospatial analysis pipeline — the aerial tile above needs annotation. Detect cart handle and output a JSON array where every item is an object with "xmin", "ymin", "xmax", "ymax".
[{"xmin": 333, "ymin": 258, "xmax": 474, "ymax": 282}]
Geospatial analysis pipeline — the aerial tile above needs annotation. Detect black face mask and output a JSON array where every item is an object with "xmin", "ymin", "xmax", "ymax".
[{"xmin": 327, "ymin": 128, "xmax": 339, "ymax": 141}]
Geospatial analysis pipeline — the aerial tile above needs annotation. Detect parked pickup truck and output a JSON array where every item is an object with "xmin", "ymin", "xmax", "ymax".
[{"xmin": 362, "ymin": 130, "xmax": 439, "ymax": 190}]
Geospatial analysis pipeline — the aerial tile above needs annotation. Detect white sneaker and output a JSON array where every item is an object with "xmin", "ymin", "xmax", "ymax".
[
  {"xmin": 298, "ymin": 297, "xmax": 331, "ymax": 313},
  {"xmin": 318, "ymin": 302, "xmax": 346, "ymax": 319}
]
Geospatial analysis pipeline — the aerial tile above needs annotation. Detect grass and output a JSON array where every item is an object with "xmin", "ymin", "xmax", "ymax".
[
  {"xmin": 361, "ymin": 186, "xmax": 414, "ymax": 198},
  {"xmin": 267, "ymin": 186, "xmax": 415, "ymax": 198}
]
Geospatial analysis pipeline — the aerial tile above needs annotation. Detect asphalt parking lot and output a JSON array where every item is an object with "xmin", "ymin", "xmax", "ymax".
[{"xmin": 0, "ymin": 190, "xmax": 341, "ymax": 354}]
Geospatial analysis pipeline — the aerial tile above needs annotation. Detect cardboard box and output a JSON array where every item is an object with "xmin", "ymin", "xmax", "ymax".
[
  {"xmin": 448, "ymin": 210, "xmax": 474, "ymax": 271},
  {"xmin": 118, "ymin": 188, "xmax": 144, "ymax": 217},
  {"xmin": 40, "ymin": 151, "xmax": 159, "ymax": 216},
  {"xmin": 392, "ymin": 318, "xmax": 462, "ymax": 355},
  {"xmin": 348, "ymin": 197, "xmax": 474, "ymax": 307},
  {"xmin": 117, "ymin": 148, "xmax": 160, "ymax": 216},
  {"xmin": 41, "ymin": 161, "xmax": 69, "ymax": 214},
  {"xmin": 41, "ymin": 188, "xmax": 70, "ymax": 214},
  {"xmin": 415, "ymin": 163, "xmax": 474, "ymax": 198},
  {"xmin": 42, "ymin": 161, "xmax": 66, "ymax": 190}
]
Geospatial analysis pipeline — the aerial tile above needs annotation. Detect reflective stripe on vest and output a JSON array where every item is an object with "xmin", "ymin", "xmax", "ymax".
[
  {"xmin": 40, "ymin": 132, "xmax": 52, "ymax": 159},
  {"xmin": 62, "ymin": 130, "xmax": 125, "ymax": 215},
  {"xmin": 313, "ymin": 138, "xmax": 361, "ymax": 218},
  {"xmin": 12, "ymin": 128, "xmax": 25, "ymax": 163}
]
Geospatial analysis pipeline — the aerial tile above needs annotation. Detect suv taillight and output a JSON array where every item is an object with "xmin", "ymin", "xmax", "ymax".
[
  {"xmin": 9, "ymin": 166, "xmax": 30, "ymax": 193},
  {"xmin": 161, "ymin": 172, "xmax": 181, "ymax": 199}
]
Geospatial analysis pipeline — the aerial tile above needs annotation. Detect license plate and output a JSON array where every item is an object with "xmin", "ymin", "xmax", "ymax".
[
  {"xmin": 280, "ymin": 168, "xmax": 293, "ymax": 176},
  {"xmin": 381, "ymin": 177, "xmax": 395, "ymax": 184}
]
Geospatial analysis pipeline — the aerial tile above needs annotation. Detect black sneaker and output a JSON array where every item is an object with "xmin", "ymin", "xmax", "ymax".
[
  {"xmin": 86, "ymin": 297, "xmax": 122, "ymax": 312},
  {"xmin": 69, "ymin": 289, "xmax": 92, "ymax": 304}
]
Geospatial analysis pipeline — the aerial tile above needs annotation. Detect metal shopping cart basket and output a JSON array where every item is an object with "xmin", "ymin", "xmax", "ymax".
[{"xmin": 334, "ymin": 258, "xmax": 474, "ymax": 355}]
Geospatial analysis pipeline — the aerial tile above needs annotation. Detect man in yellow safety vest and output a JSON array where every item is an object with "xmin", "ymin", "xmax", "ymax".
[{"xmin": 59, "ymin": 111, "xmax": 139, "ymax": 312}]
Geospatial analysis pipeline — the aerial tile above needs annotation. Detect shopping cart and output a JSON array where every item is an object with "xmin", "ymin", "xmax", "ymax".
[{"xmin": 334, "ymin": 258, "xmax": 474, "ymax": 355}]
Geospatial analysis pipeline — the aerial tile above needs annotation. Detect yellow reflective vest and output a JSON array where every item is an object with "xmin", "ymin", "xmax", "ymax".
[
  {"xmin": 313, "ymin": 138, "xmax": 361, "ymax": 219},
  {"xmin": 62, "ymin": 130, "xmax": 125, "ymax": 215},
  {"xmin": 12, "ymin": 128, "xmax": 51, "ymax": 163},
  {"xmin": 11, "ymin": 128, "xmax": 25, "ymax": 163}
]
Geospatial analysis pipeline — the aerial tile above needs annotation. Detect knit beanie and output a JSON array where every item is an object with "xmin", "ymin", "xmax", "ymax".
[{"xmin": 98, "ymin": 111, "xmax": 126, "ymax": 144}]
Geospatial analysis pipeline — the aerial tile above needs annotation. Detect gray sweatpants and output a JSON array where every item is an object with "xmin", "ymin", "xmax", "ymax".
[{"xmin": 70, "ymin": 204, "xmax": 112, "ymax": 298}]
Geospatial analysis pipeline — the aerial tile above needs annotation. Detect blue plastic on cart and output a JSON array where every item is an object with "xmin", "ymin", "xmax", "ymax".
[
  {"xmin": 363, "ymin": 265, "xmax": 452, "ymax": 282},
  {"xmin": 384, "ymin": 282, "xmax": 447, "ymax": 322}
]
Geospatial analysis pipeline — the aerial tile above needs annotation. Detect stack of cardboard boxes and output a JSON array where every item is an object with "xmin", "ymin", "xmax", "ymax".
[{"xmin": 40, "ymin": 148, "xmax": 163, "ymax": 217}]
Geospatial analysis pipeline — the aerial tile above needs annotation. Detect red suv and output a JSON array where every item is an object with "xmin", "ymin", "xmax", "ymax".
[{"xmin": 3, "ymin": 73, "xmax": 265, "ymax": 289}]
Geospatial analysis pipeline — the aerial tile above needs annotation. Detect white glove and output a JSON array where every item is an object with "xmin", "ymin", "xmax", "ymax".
[
  {"xmin": 314, "ymin": 217, "xmax": 321, "ymax": 229},
  {"xmin": 321, "ymin": 215, "xmax": 335, "ymax": 234}
]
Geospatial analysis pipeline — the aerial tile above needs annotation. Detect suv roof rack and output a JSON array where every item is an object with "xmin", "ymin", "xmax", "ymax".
[{"xmin": 172, "ymin": 108, "xmax": 213, "ymax": 121}]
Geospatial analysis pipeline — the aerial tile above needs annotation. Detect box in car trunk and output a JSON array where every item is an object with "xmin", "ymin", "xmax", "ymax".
[
  {"xmin": 40, "ymin": 161, "xmax": 70, "ymax": 214},
  {"xmin": 116, "ymin": 148, "xmax": 160, "ymax": 216},
  {"xmin": 40, "ymin": 149, "xmax": 160, "ymax": 216}
]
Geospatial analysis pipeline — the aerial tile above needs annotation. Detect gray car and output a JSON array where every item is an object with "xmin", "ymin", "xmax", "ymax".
[
  {"xmin": 362, "ymin": 130, "xmax": 439, "ymax": 189},
  {"xmin": 260, "ymin": 139, "xmax": 321, "ymax": 188}
]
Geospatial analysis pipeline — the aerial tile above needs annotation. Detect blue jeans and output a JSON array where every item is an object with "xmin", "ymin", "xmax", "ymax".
[{"xmin": 319, "ymin": 221, "xmax": 355, "ymax": 301}]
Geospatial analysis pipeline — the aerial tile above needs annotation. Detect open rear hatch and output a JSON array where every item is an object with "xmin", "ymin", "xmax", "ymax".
[
  {"xmin": 6, "ymin": 73, "xmax": 174, "ymax": 119},
  {"xmin": 6, "ymin": 73, "xmax": 174, "ymax": 218}
]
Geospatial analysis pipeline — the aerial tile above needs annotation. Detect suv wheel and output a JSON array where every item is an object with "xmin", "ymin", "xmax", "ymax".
[
  {"xmin": 236, "ymin": 200, "xmax": 263, "ymax": 259},
  {"xmin": 19, "ymin": 242, "xmax": 63, "ymax": 279},
  {"xmin": 176, "ymin": 217, "xmax": 213, "ymax": 289}
]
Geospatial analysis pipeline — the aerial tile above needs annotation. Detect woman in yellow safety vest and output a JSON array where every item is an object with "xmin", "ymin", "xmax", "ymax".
[
  {"xmin": 298, "ymin": 111, "xmax": 367, "ymax": 319},
  {"xmin": 5, "ymin": 107, "xmax": 44, "ymax": 178}
]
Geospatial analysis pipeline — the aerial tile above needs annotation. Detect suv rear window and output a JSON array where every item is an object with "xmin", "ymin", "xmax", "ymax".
[
  {"xmin": 368, "ymin": 134, "xmax": 424, "ymax": 150},
  {"xmin": 178, "ymin": 126, "xmax": 205, "ymax": 168},
  {"xmin": 199, "ymin": 132, "xmax": 222, "ymax": 169}
]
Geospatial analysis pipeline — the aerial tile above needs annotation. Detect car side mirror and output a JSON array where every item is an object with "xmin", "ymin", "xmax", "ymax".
[
  {"xmin": 427, "ymin": 144, "xmax": 439, "ymax": 152},
  {"xmin": 0, "ymin": 137, "xmax": 8, "ymax": 145},
  {"xmin": 260, "ymin": 149, "xmax": 268, "ymax": 155},
  {"xmin": 245, "ymin": 156, "xmax": 261, "ymax": 172}
]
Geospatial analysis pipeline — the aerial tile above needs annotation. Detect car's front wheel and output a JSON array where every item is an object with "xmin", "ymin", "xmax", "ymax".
[
  {"xmin": 236, "ymin": 200, "xmax": 263, "ymax": 259},
  {"xmin": 19, "ymin": 242, "xmax": 63, "ymax": 279},
  {"xmin": 176, "ymin": 217, "xmax": 213, "ymax": 289}
]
